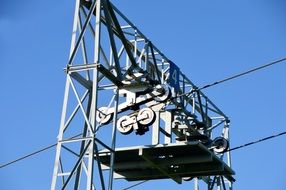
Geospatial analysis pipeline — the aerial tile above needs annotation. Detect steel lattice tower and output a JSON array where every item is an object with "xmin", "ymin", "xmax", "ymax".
[{"xmin": 51, "ymin": 0, "xmax": 235, "ymax": 189}]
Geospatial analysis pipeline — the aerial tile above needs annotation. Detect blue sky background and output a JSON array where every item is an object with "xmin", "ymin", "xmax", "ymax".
[{"xmin": 1, "ymin": 0, "xmax": 286, "ymax": 189}]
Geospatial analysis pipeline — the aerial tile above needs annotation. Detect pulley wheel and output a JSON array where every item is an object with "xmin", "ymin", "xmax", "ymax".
[
  {"xmin": 154, "ymin": 85, "xmax": 171, "ymax": 102},
  {"xmin": 212, "ymin": 137, "xmax": 229, "ymax": 153},
  {"xmin": 117, "ymin": 115, "xmax": 134, "ymax": 135},
  {"xmin": 96, "ymin": 107, "xmax": 113, "ymax": 124},
  {"xmin": 137, "ymin": 108, "xmax": 156, "ymax": 126}
]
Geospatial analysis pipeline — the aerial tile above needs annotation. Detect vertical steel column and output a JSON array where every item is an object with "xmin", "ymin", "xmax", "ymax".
[
  {"xmin": 51, "ymin": 0, "xmax": 80, "ymax": 189},
  {"xmin": 152, "ymin": 111, "xmax": 160, "ymax": 145},
  {"xmin": 225, "ymin": 121, "xmax": 233, "ymax": 190},
  {"xmin": 194, "ymin": 177, "xmax": 199, "ymax": 190},
  {"xmin": 86, "ymin": 0, "xmax": 102, "ymax": 190},
  {"xmin": 163, "ymin": 111, "xmax": 172, "ymax": 144},
  {"xmin": 108, "ymin": 89, "xmax": 119, "ymax": 190},
  {"xmin": 73, "ymin": 94, "xmax": 92, "ymax": 190}
]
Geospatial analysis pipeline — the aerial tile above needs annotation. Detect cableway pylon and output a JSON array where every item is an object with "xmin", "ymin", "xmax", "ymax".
[{"xmin": 50, "ymin": 0, "xmax": 235, "ymax": 189}]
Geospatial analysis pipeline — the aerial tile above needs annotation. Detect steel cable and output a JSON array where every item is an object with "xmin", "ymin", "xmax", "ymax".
[
  {"xmin": 0, "ymin": 133, "xmax": 82, "ymax": 169},
  {"xmin": 226, "ymin": 131, "xmax": 286, "ymax": 152},
  {"xmin": 176, "ymin": 57, "xmax": 286, "ymax": 98},
  {"xmin": 0, "ymin": 143, "xmax": 56, "ymax": 169}
]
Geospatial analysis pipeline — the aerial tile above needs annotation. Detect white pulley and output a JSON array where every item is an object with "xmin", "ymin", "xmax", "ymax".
[
  {"xmin": 117, "ymin": 115, "xmax": 134, "ymax": 135},
  {"xmin": 154, "ymin": 84, "xmax": 171, "ymax": 102},
  {"xmin": 96, "ymin": 107, "xmax": 113, "ymax": 124},
  {"xmin": 212, "ymin": 137, "xmax": 229, "ymax": 153},
  {"xmin": 137, "ymin": 108, "xmax": 156, "ymax": 126}
]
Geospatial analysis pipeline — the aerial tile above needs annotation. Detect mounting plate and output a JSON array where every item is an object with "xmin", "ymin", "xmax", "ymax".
[{"xmin": 97, "ymin": 141, "xmax": 235, "ymax": 184}]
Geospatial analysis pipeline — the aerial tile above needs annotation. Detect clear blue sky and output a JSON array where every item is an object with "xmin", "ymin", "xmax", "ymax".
[{"xmin": 1, "ymin": 0, "xmax": 286, "ymax": 189}]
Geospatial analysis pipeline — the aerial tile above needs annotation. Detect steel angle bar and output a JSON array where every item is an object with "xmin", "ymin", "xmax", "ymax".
[
  {"xmin": 200, "ymin": 104, "xmax": 227, "ymax": 117},
  {"xmin": 97, "ymin": 64, "xmax": 123, "ymax": 86},
  {"xmin": 144, "ymin": 42, "xmax": 149, "ymax": 69},
  {"xmin": 137, "ymin": 46, "xmax": 145, "ymax": 65},
  {"xmin": 81, "ymin": 161, "xmax": 89, "ymax": 176},
  {"xmin": 69, "ymin": 0, "xmax": 81, "ymax": 59},
  {"xmin": 159, "ymin": 127, "xmax": 172, "ymax": 138},
  {"xmin": 109, "ymin": 46, "xmax": 114, "ymax": 69},
  {"xmin": 66, "ymin": 63, "xmax": 99, "ymax": 72},
  {"xmin": 110, "ymin": 2, "xmax": 168, "ymax": 62},
  {"xmin": 104, "ymin": 0, "xmax": 140, "ymax": 70},
  {"xmin": 94, "ymin": 138, "xmax": 114, "ymax": 153},
  {"xmin": 86, "ymin": 138, "xmax": 95, "ymax": 190},
  {"xmin": 59, "ymin": 158, "xmax": 65, "ymax": 185},
  {"xmin": 58, "ymin": 133, "xmax": 85, "ymax": 143},
  {"xmin": 68, "ymin": 0, "xmax": 97, "ymax": 66},
  {"xmin": 208, "ymin": 120, "xmax": 225, "ymax": 131},
  {"xmin": 58, "ymin": 173, "xmax": 71, "ymax": 177},
  {"xmin": 108, "ymin": 91, "xmax": 119, "ymax": 190},
  {"xmin": 62, "ymin": 145, "xmax": 80, "ymax": 157},
  {"xmin": 81, "ymin": 5, "xmax": 123, "ymax": 86},
  {"xmin": 60, "ymin": 137, "xmax": 93, "ymax": 144},
  {"xmin": 129, "ymin": 38, "xmax": 145, "ymax": 43},
  {"xmin": 182, "ymin": 75, "xmax": 228, "ymax": 118},
  {"xmin": 51, "ymin": 74, "xmax": 72, "ymax": 190},
  {"xmin": 101, "ymin": 1, "xmax": 122, "ymax": 80},
  {"xmin": 182, "ymin": 76, "xmax": 186, "ymax": 106},
  {"xmin": 108, "ymin": 89, "xmax": 119, "ymax": 190},
  {"xmin": 83, "ymin": 32, "xmax": 99, "ymax": 188},
  {"xmin": 69, "ymin": 71, "xmax": 111, "ymax": 90},
  {"xmin": 205, "ymin": 98, "xmax": 209, "ymax": 125},
  {"xmin": 81, "ymin": 1, "xmax": 119, "ymax": 37},
  {"xmin": 63, "ymin": 90, "xmax": 89, "ymax": 133},
  {"xmin": 149, "ymin": 42, "xmax": 162, "ymax": 82},
  {"xmin": 134, "ymin": 30, "xmax": 138, "ymax": 60},
  {"xmin": 148, "ymin": 52, "xmax": 160, "ymax": 56},
  {"xmin": 211, "ymin": 116, "xmax": 227, "ymax": 120},
  {"xmin": 80, "ymin": 7, "xmax": 112, "ymax": 69},
  {"xmin": 196, "ymin": 91, "xmax": 206, "ymax": 123},
  {"xmin": 117, "ymin": 45, "xmax": 125, "ymax": 60},
  {"xmin": 94, "ymin": 142, "xmax": 106, "ymax": 190},
  {"xmin": 138, "ymin": 148, "xmax": 182, "ymax": 184},
  {"xmin": 221, "ymin": 176, "xmax": 227, "ymax": 190},
  {"xmin": 80, "ymin": 162, "xmax": 96, "ymax": 190},
  {"xmin": 209, "ymin": 176, "xmax": 217, "ymax": 190},
  {"xmin": 194, "ymin": 178, "xmax": 199, "ymax": 190},
  {"xmin": 69, "ymin": 68, "xmax": 108, "ymax": 90},
  {"xmin": 123, "ymin": 31, "xmax": 136, "ymax": 36},
  {"xmin": 181, "ymin": 95, "xmax": 213, "ymax": 123},
  {"xmin": 107, "ymin": 94, "xmax": 116, "ymax": 108},
  {"xmin": 69, "ymin": 72, "xmax": 92, "ymax": 89},
  {"xmin": 61, "ymin": 140, "xmax": 92, "ymax": 190},
  {"xmin": 181, "ymin": 93, "xmax": 193, "ymax": 106},
  {"xmin": 100, "ymin": 46, "xmax": 111, "ymax": 69},
  {"xmin": 77, "ymin": 15, "xmax": 91, "ymax": 80},
  {"xmin": 120, "ymin": 25, "xmax": 132, "ymax": 29},
  {"xmin": 68, "ymin": 76, "xmax": 94, "ymax": 134},
  {"xmin": 73, "ymin": 93, "xmax": 92, "ymax": 190},
  {"xmin": 122, "ymin": 180, "xmax": 148, "ymax": 190}
]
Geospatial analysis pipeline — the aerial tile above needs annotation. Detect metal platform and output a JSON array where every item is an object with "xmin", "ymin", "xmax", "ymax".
[{"xmin": 98, "ymin": 142, "xmax": 235, "ymax": 184}]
